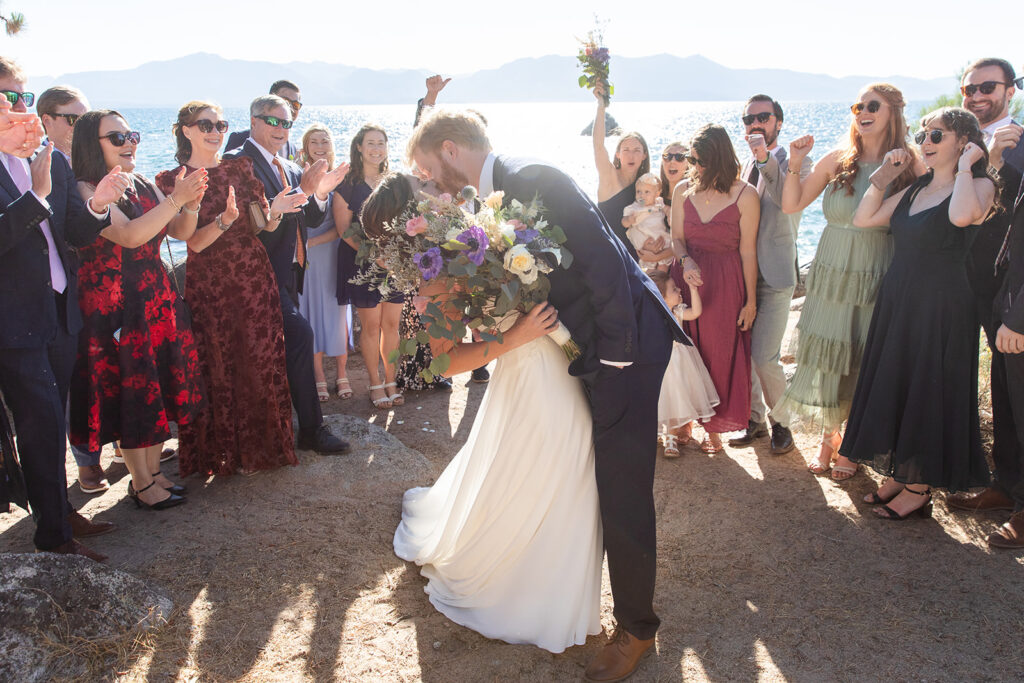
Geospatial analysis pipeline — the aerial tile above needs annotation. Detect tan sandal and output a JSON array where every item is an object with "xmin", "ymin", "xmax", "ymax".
[
  {"xmin": 316, "ymin": 381, "xmax": 329, "ymax": 402},
  {"xmin": 700, "ymin": 435, "xmax": 724, "ymax": 454},
  {"xmin": 384, "ymin": 381, "xmax": 404, "ymax": 406},
  {"xmin": 336, "ymin": 377, "xmax": 353, "ymax": 399},
  {"xmin": 368, "ymin": 384, "xmax": 392, "ymax": 409}
]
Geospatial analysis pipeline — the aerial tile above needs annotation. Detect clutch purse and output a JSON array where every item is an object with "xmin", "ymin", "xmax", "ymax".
[{"xmin": 248, "ymin": 201, "xmax": 267, "ymax": 233}]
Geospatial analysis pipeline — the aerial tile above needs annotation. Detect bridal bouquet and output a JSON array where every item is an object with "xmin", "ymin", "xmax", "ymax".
[
  {"xmin": 577, "ymin": 25, "xmax": 613, "ymax": 105},
  {"xmin": 355, "ymin": 186, "xmax": 579, "ymax": 382}
]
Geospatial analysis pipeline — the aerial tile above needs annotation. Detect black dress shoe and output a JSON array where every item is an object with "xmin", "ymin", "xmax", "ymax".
[
  {"xmin": 728, "ymin": 420, "xmax": 768, "ymax": 447},
  {"xmin": 770, "ymin": 424, "xmax": 795, "ymax": 455},
  {"xmin": 471, "ymin": 366, "xmax": 490, "ymax": 383},
  {"xmin": 152, "ymin": 471, "xmax": 187, "ymax": 495},
  {"xmin": 297, "ymin": 424, "xmax": 351, "ymax": 455},
  {"xmin": 432, "ymin": 377, "xmax": 453, "ymax": 392},
  {"xmin": 127, "ymin": 481, "xmax": 187, "ymax": 511}
]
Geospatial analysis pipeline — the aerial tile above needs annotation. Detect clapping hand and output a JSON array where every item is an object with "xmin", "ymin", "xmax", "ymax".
[
  {"xmin": 171, "ymin": 166, "xmax": 208, "ymax": 207},
  {"xmin": 300, "ymin": 158, "xmax": 350, "ymax": 200},
  {"xmin": 746, "ymin": 133, "xmax": 768, "ymax": 164},
  {"xmin": 0, "ymin": 99, "xmax": 44, "ymax": 158},
  {"xmin": 788, "ymin": 135, "xmax": 814, "ymax": 165},
  {"xmin": 271, "ymin": 185, "xmax": 308, "ymax": 216},
  {"xmin": 869, "ymin": 148, "xmax": 910, "ymax": 190},
  {"xmin": 958, "ymin": 142, "xmax": 985, "ymax": 173},
  {"xmin": 29, "ymin": 143, "xmax": 53, "ymax": 198},
  {"xmin": 222, "ymin": 186, "xmax": 239, "ymax": 225},
  {"xmin": 91, "ymin": 165, "xmax": 131, "ymax": 211}
]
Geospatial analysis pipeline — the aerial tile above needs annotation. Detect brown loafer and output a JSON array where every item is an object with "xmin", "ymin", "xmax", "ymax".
[
  {"xmin": 987, "ymin": 510, "xmax": 1024, "ymax": 549},
  {"xmin": 43, "ymin": 539, "xmax": 108, "ymax": 563},
  {"xmin": 68, "ymin": 510, "xmax": 117, "ymax": 538},
  {"xmin": 584, "ymin": 627, "xmax": 655, "ymax": 682},
  {"xmin": 947, "ymin": 487, "xmax": 1015, "ymax": 512}
]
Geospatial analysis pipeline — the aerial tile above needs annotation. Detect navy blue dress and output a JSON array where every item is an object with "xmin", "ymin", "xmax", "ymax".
[{"xmin": 335, "ymin": 178, "xmax": 404, "ymax": 308}]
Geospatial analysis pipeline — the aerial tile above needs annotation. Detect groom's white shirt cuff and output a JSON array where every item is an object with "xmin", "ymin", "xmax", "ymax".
[{"xmin": 600, "ymin": 359, "xmax": 632, "ymax": 368}]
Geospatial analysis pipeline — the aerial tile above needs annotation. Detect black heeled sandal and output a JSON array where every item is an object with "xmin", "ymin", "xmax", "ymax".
[
  {"xmin": 152, "ymin": 471, "xmax": 187, "ymax": 495},
  {"xmin": 128, "ymin": 480, "xmax": 187, "ymax": 510},
  {"xmin": 864, "ymin": 484, "xmax": 903, "ymax": 506},
  {"xmin": 875, "ymin": 487, "xmax": 932, "ymax": 520}
]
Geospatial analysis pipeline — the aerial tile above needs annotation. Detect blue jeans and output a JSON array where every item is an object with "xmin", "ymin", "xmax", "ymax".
[{"xmin": 750, "ymin": 281, "xmax": 795, "ymax": 425}]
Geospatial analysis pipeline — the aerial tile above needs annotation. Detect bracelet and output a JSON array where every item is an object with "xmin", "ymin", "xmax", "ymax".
[
  {"xmin": 166, "ymin": 195, "xmax": 182, "ymax": 212},
  {"xmin": 87, "ymin": 196, "xmax": 107, "ymax": 215},
  {"xmin": 215, "ymin": 213, "xmax": 231, "ymax": 231},
  {"xmin": 269, "ymin": 211, "xmax": 283, "ymax": 222},
  {"xmin": 955, "ymin": 170, "xmax": 973, "ymax": 177},
  {"xmin": 786, "ymin": 168, "xmax": 800, "ymax": 176},
  {"xmin": 182, "ymin": 203, "xmax": 200, "ymax": 216}
]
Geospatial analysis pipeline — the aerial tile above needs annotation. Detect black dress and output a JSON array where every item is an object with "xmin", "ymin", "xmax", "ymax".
[
  {"xmin": 597, "ymin": 183, "xmax": 638, "ymax": 259},
  {"xmin": 839, "ymin": 178, "xmax": 989, "ymax": 491}
]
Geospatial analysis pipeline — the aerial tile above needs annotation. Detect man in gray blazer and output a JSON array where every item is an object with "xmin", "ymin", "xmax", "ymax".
[{"xmin": 729, "ymin": 95, "xmax": 811, "ymax": 454}]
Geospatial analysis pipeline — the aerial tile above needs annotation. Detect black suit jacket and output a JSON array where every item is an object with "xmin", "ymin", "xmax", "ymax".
[
  {"xmin": 996, "ymin": 173, "xmax": 1024, "ymax": 333},
  {"xmin": 491, "ymin": 155, "xmax": 687, "ymax": 375},
  {"xmin": 223, "ymin": 140, "xmax": 324, "ymax": 295},
  {"xmin": 0, "ymin": 150, "xmax": 109, "ymax": 349},
  {"xmin": 225, "ymin": 130, "xmax": 298, "ymax": 163}
]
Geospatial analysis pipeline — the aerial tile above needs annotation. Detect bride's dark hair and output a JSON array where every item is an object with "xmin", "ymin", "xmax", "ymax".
[{"xmin": 360, "ymin": 172, "xmax": 416, "ymax": 240}]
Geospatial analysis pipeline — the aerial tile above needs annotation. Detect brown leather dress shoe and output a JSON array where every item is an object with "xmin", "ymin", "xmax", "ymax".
[
  {"xmin": 947, "ymin": 487, "xmax": 1015, "ymax": 512},
  {"xmin": 987, "ymin": 510, "xmax": 1024, "ymax": 549},
  {"xmin": 68, "ymin": 510, "xmax": 117, "ymax": 538},
  {"xmin": 44, "ymin": 539, "xmax": 108, "ymax": 563},
  {"xmin": 584, "ymin": 627, "xmax": 655, "ymax": 682},
  {"xmin": 78, "ymin": 464, "xmax": 110, "ymax": 494}
]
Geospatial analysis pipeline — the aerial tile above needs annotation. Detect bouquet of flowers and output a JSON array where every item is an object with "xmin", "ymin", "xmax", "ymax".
[
  {"xmin": 577, "ymin": 25, "xmax": 613, "ymax": 106},
  {"xmin": 354, "ymin": 186, "xmax": 579, "ymax": 383}
]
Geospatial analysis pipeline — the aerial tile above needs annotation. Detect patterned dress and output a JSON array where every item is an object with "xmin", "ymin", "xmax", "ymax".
[
  {"xmin": 156, "ymin": 158, "xmax": 295, "ymax": 476},
  {"xmin": 69, "ymin": 175, "xmax": 204, "ymax": 451}
]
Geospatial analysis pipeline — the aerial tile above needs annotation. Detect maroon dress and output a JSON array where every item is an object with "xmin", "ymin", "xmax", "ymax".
[
  {"xmin": 156, "ymin": 157, "xmax": 295, "ymax": 476},
  {"xmin": 69, "ymin": 175, "xmax": 204, "ymax": 451},
  {"xmin": 670, "ymin": 195, "xmax": 751, "ymax": 433}
]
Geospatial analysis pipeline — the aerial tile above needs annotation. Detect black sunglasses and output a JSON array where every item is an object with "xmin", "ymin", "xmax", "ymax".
[
  {"xmin": 960, "ymin": 81, "xmax": 1010, "ymax": 97},
  {"xmin": 99, "ymin": 130, "xmax": 141, "ymax": 147},
  {"xmin": 189, "ymin": 119, "xmax": 230, "ymax": 134},
  {"xmin": 1, "ymin": 90, "xmax": 34, "ymax": 107},
  {"xmin": 684, "ymin": 155, "xmax": 705, "ymax": 167},
  {"xmin": 51, "ymin": 113, "xmax": 80, "ymax": 126},
  {"xmin": 255, "ymin": 114, "xmax": 293, "ymax": 129},
  {"xmin": 662, "ymin": 152, "xmax": 687, "ymax": 162},
  {"xmin": 742, "ymin": 111, "xmax": 773, "ymax": 126},
  {"xmin": 851, "ymin": 100, "xmax": 882, "ymax": 115},
  {"xmin": 914, "ymin": 129, "xmax": 953, "ymax": 145}
]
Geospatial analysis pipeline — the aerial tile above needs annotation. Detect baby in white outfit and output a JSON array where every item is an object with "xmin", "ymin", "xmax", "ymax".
[{"xmin": 622, "ymin": 172, "xmax": 673, "ymax": 270}]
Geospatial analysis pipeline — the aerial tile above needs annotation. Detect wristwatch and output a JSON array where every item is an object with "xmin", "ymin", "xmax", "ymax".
[{"xmin": 216, "ymin": 213, "xmax": 230, "ymax": 231}]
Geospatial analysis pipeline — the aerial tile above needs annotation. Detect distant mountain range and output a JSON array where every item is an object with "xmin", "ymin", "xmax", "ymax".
[{"xmin": 28, "ymin": 52, "xmax": 953, "ymax": 108}]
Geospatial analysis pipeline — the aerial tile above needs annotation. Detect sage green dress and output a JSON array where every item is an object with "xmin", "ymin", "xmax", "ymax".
[{"xmin": 774, "ymin": 162, "xmax": 893, "ymax": 430}]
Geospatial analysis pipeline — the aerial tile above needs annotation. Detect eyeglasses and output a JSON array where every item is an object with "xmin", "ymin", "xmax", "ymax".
[
  {"xmin": 188, "ymin": 119, "xmax": 230, "ymax": 134},
  {"xmin": 742, "ymin": 111, "xmax": 773, "ymax": 126},
  {"xmin": 914, "ymin": 129, "xmax": 952, "ymax": 145},
  {"xmin": 960, "ymin": 81, "xmax": 1010, "ymax": 97},
  {"xmin": 1016, "ymin": 77, "xmax": 1024, "ymax": 89},
  {"xmin": 662, "ymin": 152, "xmax": 687, "ymax": 162},
  {"xmin": 280, "ymin": 96, "xmax": 302, "ymax": 112},
  {"xmin": 851, "ymin": 100, "xmax": 882, "ymax": 115},
  {"xmin": 255, "ymin": 114, "xmax": 293, "ymax": 129},
  {"xmin": 51, "ymin": 113, "xmax": 80, "ymax": 126},
  {"xmin": 99, "ymin": 130, "xmax": 141, "ymax": 147},
  {"xmin": 684, "ymin": 155, "xmax": 705, "ymax": 167},
  {"xmin": 1, "ymin": 90, "xmax": 34, "ymax": 107}
]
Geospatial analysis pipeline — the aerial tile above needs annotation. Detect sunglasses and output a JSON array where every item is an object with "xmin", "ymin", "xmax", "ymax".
[
  {"xmin": 960, "ymin": 80, "xmax": 1010, "ymax": 97},
  {"xmin": 914, "ymin": 129, "xmax": 953, "ymax": 145},
  {"xmin": 189, "ymin": 119, "xmax": 230, "ymax": 134},
  {"xmin": 662, "ymin": 152, "xmax": 687, "ymax": 162},
  {"xmin": 281, "ymin": 96, "xmax": 302, "ymax": 112},
  {"xmin": 51, "ymin": 113, "xmax": 80, "ymax": 126},
  {"xmin": 255, "ymin": 114, "xmax": 293, "ymax": 129},
  {"xmin": 1, "ymin": 90, "xmax": 34, "ymax": 107},
  {"xmin": 742, "ymin": 111, "xmax": 773, "ymax": 126},
  {"xmin": 851, "ymin": 100, "xmax": 882, "ymax": 115},
  {"xmin": 684, "ymin": 155, "xmax": 705, "ymax": 167},
  {"xmin": 99, "ymin": 130, "xmax": 141, "ymax": 147}
]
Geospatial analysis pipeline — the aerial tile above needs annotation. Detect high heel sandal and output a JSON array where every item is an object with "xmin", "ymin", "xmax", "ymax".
[
  {"xmin": 864, "ymin": 482, "xmax": 903, "ymax": 506},
  {"xmin": 316, "ymin": 381, "xmax": 329, "ymax": 402},
  {"xmin": 368, "ymin": 384, "xmax": 392, "ymax": 409},
  {"xmin": 875, "ymin": 487, "xmax": 932, "ymax": 521},
  {"xmin": 336, "ymin": 377, "xmax": 353, "ymax": 399},
  {"xmin": 152, "ymin": 471, "xmax": 187, "ymax": 495},
  {"xmin": 384, "ymin": 381, "xmax": 404, "ymax": 406},
  {"xmin": 128, "ymin": 480, "xmax": 186, "ymax": 510}
]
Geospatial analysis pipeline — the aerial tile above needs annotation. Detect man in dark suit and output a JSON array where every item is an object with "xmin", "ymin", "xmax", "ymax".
[
  {"xmin": 408, "ymin": 109, "xmax": 686, "ymax": 682},
  {"xmin": 0, "ymin": 57, "xmax": 126, "ymax": 560},
  {"xmin": 223, "ymin": 94, "xmax": 350, "ymax": 454},
  {"xmin": 225, "ymin": 79, "xmax": 302, "ymax": 161}
]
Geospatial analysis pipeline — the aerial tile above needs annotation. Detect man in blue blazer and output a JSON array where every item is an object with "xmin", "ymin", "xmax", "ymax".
[
  {"xmin": 223, "ymin": 94, "xmax": 351, "ymax": 454},
  {"xmin": 408, "ymin": 109, "xmax": 687, "ymax": 682},
  {"xmin": 0, "ymin": 57, "xmax": 127, "ymax": 561},
  {"xmin": 224, "ymin": 79, "xmax": 302, "ymax": 161}
]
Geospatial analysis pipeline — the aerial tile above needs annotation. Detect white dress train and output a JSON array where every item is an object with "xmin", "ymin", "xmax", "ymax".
[{"xmin": 393, "ymin": 335, "xmax": 603, "ymax": 654}]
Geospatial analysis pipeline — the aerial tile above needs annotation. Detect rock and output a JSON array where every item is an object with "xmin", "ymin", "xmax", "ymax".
[
  {"xmin": 580, "ymin": 111, "xmax": 622, "ymax": 137},
  {"xmin": 0, "ymin": 553, "xmax": 173, "ymax": 682}
]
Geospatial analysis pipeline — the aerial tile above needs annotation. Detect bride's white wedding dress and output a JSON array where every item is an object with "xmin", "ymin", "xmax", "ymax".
[{"xmin": 393, "ymin": 334, "xmax": 603, "ymax": 653}]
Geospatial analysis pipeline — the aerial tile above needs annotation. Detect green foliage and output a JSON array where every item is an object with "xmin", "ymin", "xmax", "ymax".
[{"xmin": 1, "ymin": 6, "xmax": 24, "ymax": 36}]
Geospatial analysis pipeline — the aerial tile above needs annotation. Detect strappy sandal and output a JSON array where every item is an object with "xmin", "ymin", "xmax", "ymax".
[
  {"xmin": 875, "ymin": 487, "xmax": 932, "ymax": 520},
  {"xmin": 368, "ymin": 384, "xmax": 392, "ymax": 409},
  {"xmin": 700, "ymin": 435, "xmax": 724, "ymax": 454},
  {"xmin": 661, "ymin": 433, "xmax": 680, "ymax": 459},
  {"xmin": 809, "ymin": 430, "xmax": 842, "ymax": 476},
  {"xmin": 864, "ymin": 481, "xmax": 903, "ymax": 505},
  {"xmin": 316, "ymin": 381, "xmax": 329, "ymax": 402},
  {"xmin": 384, "ymin": 381, "xmax": 404, "ymax": 406},
  {"xmin": 336, "ymin": 377, "xmax": 353, "ymax": 399}
]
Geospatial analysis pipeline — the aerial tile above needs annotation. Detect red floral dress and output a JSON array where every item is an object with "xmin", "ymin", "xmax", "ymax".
[
  {"xmin": 69, "ymin": 175, "xmax": 204, "ymax": 451},
  {"xmin": 156, "ymin": 157, "xmax": 295, "ymax": 476}
]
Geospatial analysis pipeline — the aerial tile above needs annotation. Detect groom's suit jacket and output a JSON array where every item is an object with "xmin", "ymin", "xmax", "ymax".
[{"xmin": 491, "ymin": 155, "xmax": 687, "ymax": 376}]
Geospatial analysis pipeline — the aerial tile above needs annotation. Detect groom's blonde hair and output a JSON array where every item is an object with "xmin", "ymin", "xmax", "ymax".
[{"xmin": 406, "ymin": 108, "xmax": 491, "ymax": 162}]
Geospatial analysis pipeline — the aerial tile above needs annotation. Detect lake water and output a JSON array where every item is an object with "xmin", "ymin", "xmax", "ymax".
[{"xmin": 119, "ymin": 101, "xmax": 927, "ymax": 264}]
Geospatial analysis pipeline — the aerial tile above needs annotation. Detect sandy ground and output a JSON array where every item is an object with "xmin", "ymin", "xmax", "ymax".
[{"xmin": 2, "ymin": 312, "xmax": 1023, "ymax": 682}]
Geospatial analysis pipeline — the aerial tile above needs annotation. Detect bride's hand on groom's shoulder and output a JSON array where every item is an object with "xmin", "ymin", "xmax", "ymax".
[{"xmin": 509, "ymin": 303, "xmax": 559, "ymax": 346}]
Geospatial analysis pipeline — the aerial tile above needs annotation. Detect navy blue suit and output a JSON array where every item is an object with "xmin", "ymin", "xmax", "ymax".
[
  {"xmin": 223, "ymin": 140, "xmax": 325, "ymax": 432},
  {"xmin": 0, "ymin": 150, "xmax": 109, "ymax": 549},
  {"xmin": 492, "ymin": 155, "xmax": 685, "ymax": 639}
]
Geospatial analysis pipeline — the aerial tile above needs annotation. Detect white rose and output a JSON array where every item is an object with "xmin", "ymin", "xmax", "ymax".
[{"xmin": 504, "ymin": 244, "xmax": 538, "ymax": 284}]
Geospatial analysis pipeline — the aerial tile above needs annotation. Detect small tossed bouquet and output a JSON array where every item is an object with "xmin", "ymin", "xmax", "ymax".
[
  {"xmin": 355, "ymin": 185, "xmax": 579, "ymax": 383},
  {"xmin": 577, "ymin": 24, "xmax": 613, "ymax": 105}
]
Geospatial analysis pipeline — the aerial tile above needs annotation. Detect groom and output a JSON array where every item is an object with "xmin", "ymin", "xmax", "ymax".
[{"xmin": 407, "ymin": 109, "xmax": 686, "ymax": 681}]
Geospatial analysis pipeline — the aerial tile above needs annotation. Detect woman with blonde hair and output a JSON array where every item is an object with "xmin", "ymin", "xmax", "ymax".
[
  {"xmin": 298, "ymin": 124, "xmax": 353, "ymax": 400},
  {"xmin": 774, "ymin": 83, "xmax": 926, "ymax": 480}
]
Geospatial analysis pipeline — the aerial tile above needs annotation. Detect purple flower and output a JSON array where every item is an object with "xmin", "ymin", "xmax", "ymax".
[
  {"xmin": 457, "ymin": 225, "xmax": 489, "ymax": 266},
  {"xmin": 414, "ymin": 247, "xmax": 444, "ymax": 280},
  {"xmin": 595, "ymin": 47, "xmax": 610, "ymax": 64},
  {"xmin": 514, "ymin": 228, "xmax": 540, "ymax": 244}
]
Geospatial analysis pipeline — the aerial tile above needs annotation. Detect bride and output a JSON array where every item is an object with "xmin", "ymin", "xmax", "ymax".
[{"xmin": 360, "ymin": 174, "xmax": 603, "ymax": 654}]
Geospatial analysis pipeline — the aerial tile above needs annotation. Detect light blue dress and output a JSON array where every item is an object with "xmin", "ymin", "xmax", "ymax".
[{"xmin": 299, "ymin": 194, "xmax": 351, "ymax": 357}]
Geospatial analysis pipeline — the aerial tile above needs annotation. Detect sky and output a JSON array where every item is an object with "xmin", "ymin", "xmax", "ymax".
[{"xmin": 7, "ymin": 0, "xmax": 1019, "ymax": 81}]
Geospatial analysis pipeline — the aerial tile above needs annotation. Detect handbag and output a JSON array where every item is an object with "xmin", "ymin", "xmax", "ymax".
[
  {"xmin": 163, "ymin": 237, "xmax": 193, "ymax": 328},
  {"xmin": 248, "ymin": 201, "xmax": 267, "ymax": 233}
]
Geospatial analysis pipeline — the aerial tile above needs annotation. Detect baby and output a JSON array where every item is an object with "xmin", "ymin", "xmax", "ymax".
[{"xmin": 622, "ymin": 173, "xmax": 673, "ymax": 270}]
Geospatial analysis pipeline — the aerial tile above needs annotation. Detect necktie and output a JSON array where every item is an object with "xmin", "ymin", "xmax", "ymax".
[
  {"xmin": 747, "ymin": 163, "xmax": 760, "ymax": 188},
  {"xmin": 273, "ymin": 156, "xmax": 305, "ymax": 269},
  {"xmin": 6, "ymin": 153, "xmax": 66, "ymax": 293}
]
